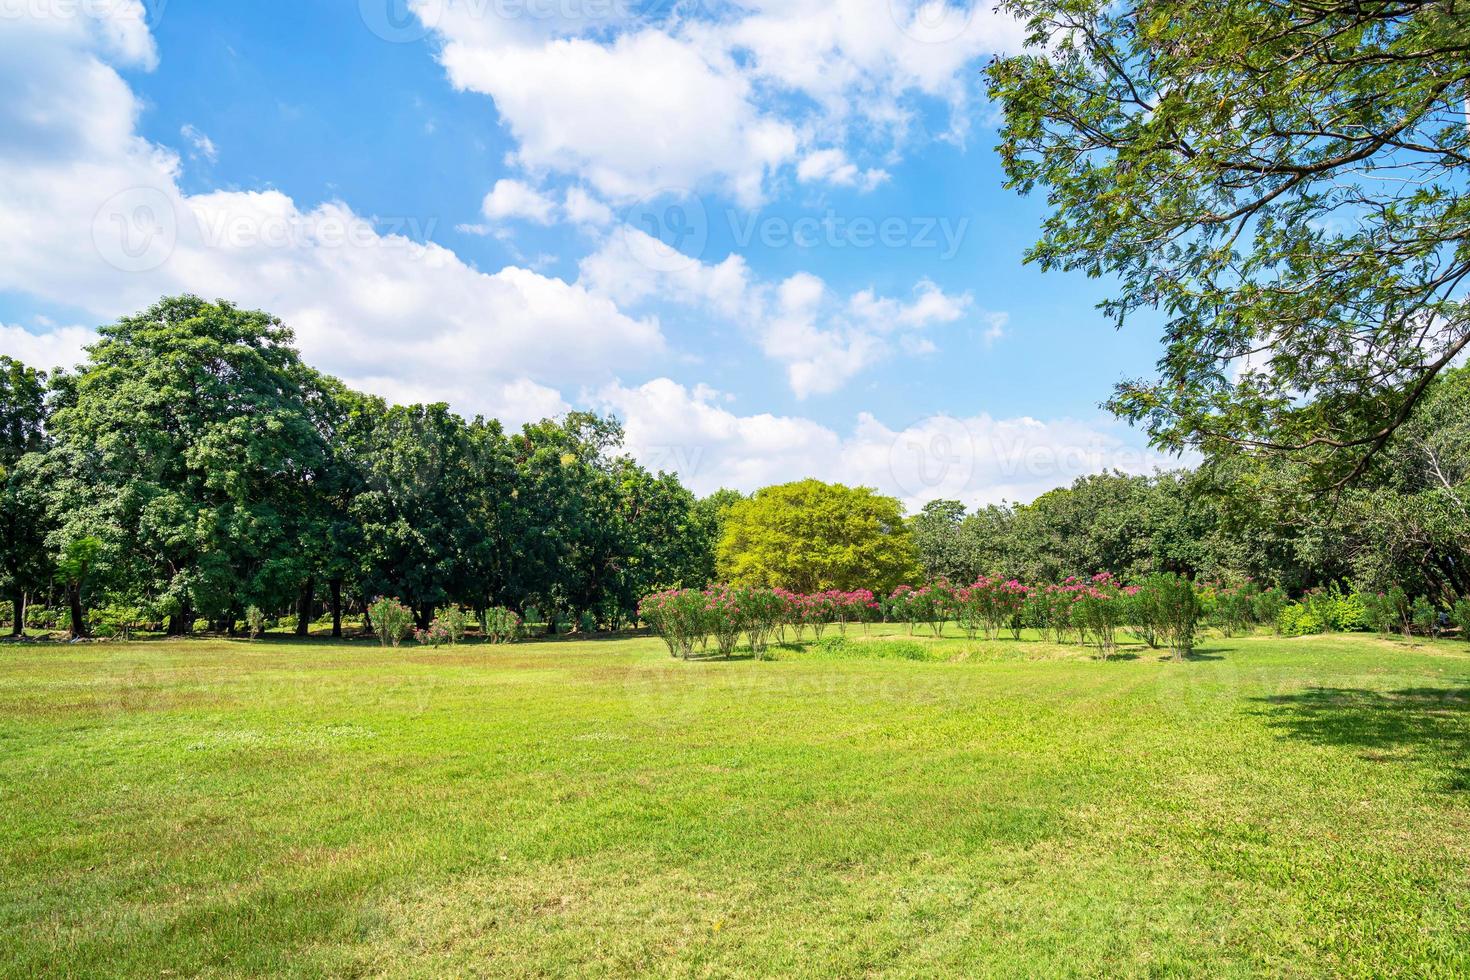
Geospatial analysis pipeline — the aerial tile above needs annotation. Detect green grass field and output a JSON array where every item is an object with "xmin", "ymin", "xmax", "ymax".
[{"xmin": 2, "ymin": 627, "xmax": 1468, "ymax": 977}]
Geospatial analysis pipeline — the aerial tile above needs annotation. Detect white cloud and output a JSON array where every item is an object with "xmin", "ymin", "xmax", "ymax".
[
  {"xmin": 0, "ymin": 323, "xmax": 97, "ymax": 373},
  {"xmin": 179, "ymin": 123, "xmax": 217, "ymax": 163},
  {"xmin": 579, "ymin": 235, "xmax": 980, "ymax": 398},
  {"xmin": 797, "ymin": 148, "xmax": 888, "ymax": 191},
  {"xmin": 481, "ymin": 178, "xmax": 557, "ymax": 224},
  {"xmin": 563, "ymin": 186, "xmax": 613, "ymax": 228},
  {"xmin": 0, "ymin": 6, "xmax": 664, "ymax": 427},
  {"xmin": 416, "ymin": 0, "xmax": 1023, "ymax": 205},
  {"xmin": 434, "ymin": 25, "xmax": 798, "ymax": 205},
  {"xmin": 597, "ymin": 378, "xmax": 1182, "ymax": 510}
]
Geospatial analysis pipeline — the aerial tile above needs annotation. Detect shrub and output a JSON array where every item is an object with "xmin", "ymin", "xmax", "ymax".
[
  {"xmin": 1073, "ymin": 574, "xmax": 1124, "ymax": 658},
  {"xmin": 245, "ymin": 605, "xmax": 265, "ymax": 640},
  {"xmin": 480, "ymin": 607, "xmax": 521, "ymax": 644},
  {"xmin": 1278, "ymin": 603, "xmax": 1324, "ymax": 637},
  {"xmin": 639, "ymin": 589, "xmax": 707, "ymax": 659},
  {"xmin": 1122, "ymin": 585, "xmax": 1162, "ymax": 649},
  {"xmin": 1252, "ymin": 587, "xmax": 1287, "ymax": 628},
  {"xmin": 1205, "ymin": 582, "xmax": 1260, "ymax": 637},
  {"xmin": 523, "ymin": 605, "xmax": 544, "ymax": 636},
  {"xmin": 1411, "ymin": 597, "xmax": 1441, "ymax": 639},
  {"xmin": 1302, "ymin": 583, "xmax": 1368, "ymax": 632},
  {"xmin": 703, "ymin": 585, "xmax": 745, "ymax": 658},
  {"xmin": 414, "ymin": 621, "xmax": 452, "ymax": 647},
  {"xmin": 433, "ymin": 606, "xmax": 470, "ymax": 645},
  {"xmin": 735, "ymin": 587, "xmax": 786, "ymax": 660},
  {"xmin": 1362, "ymin": 592, "xmax": 1398, "ymax": 636},
  {"xmin": 1385, "ymin": 586, "xmax": 1413, "ymax": 637},
  {"xmin": 1453, "ymin": 597, "xmax": 1470, "ymax": 641},
  {"xmin": 578, "ymin": 610, "xmax": 598, "ymax": 635},
  {"xmin": 369, "ymin": 597, "xmax": 413, "ymax": 648},
  {"xmin": 92, "ymin": 604, "xmax": 144, "ymax": 641},
  {"xmin": 1140, "ymin": 573, "xmax": 1201, "ymax": 660}
]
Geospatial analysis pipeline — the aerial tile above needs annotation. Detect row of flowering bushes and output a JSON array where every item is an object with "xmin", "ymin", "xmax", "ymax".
[
  {"xmin": 366, "ymin": 598, "xmax": 523, "ymax": 648},
  {"xmin": 640, "ymin": 574, "xmax": 1288, "ymax": 662}
]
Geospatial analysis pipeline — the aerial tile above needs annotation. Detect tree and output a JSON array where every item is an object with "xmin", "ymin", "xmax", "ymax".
[
  {"xmin": 717, "ymin": 480, "xmax": 920, "ymax": 593},
  {"xmin": 351, "ymin": 402, "xmax": 477, "ymax": 629},
  {"xmin": 0, "ymin": 356, "xmax": 50, "ymax": 634},
  {"xmin": 57, "ymin": 536, "xmax": 101, "ymax": 639},
  {"xmin": 988, "ymin": 1, "xmax": 1469, "ymax": 488},
  {"xmin": 44, "ymin": 296, "xmax": 329, "ymax": 633}
]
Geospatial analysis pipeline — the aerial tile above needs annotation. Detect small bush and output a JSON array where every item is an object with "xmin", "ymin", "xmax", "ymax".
[
  {"xmin": 434, "ymin": 606, "xmax": 470, "ymax": 645},
  {"xmin": 369, "ymin": 597, "xmax": 414, "ymax": 648},
  {"xmin": 1411, "ymin": 597, "xmax": 1441, "ymax": 639},
  {"xmin": 578, "ymin": 610, "xmax": 598, "ymax": 635},
  {"xmin": 482, "ymin": 607, "xmax": 522, "ymax": 645},
  {"xmin": 1452, "ymin": 597, "xmax": 1470, "ymax": 641},
  {"xmin": 1301, "ymin": 583, "xmax": 1367, "ymax": 632},
  {"xmin": 245, "ymin": 605, "xmax": 265, "ymax": 640},
  {"xmin": 1278, "ymin": 603, "xmax": 1324, "ymax": 637},
  {"xmin": 1141, "ymin": 573, "xmax": 1201, "ymax": 661}
]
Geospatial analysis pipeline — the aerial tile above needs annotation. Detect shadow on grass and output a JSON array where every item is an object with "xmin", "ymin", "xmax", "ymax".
[{"xmin": 1255, "ymin": 685, "xmax": 1470, "ymax": 791}]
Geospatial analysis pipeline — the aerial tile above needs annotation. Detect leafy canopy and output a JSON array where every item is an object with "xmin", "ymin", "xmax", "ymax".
[
  {"xmin": 988, "ymin": 0, "xmax": 1469, "ymax": 487},
  {"xmin": 717, "ymin": 479, "xmax": 920, "ymax": 593}
]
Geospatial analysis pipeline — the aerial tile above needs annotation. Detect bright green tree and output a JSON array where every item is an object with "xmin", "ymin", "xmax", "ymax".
[{"xmin": 717, "ymin": 480, "xmax": 920, "ymax": 593}]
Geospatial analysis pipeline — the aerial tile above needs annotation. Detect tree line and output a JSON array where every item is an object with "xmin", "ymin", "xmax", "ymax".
[
  {"xmin": 3, "ymin": 295, "xmax": 1465, "ymax": 642},
  {"xmin": 0, "ymin": 296, "xmax": 723, "ymax": 639},
  {"xmin": 907, "ymin": 366, "xmax": 1470, "ymax": 609}
]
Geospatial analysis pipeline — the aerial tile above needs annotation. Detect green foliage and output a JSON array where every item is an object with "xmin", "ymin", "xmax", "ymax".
[
  {"xmin": 1411, "ymin": 598, "xmax": 1441, "ymax": 640},
  {"xmin": 1135, "ymin": 574, "xmax": 1201, "ymax": 661},
  {"xmin": 245, "ymin": 605, "xmax": 265, "ymax": 640},
  {"xmin": 369, "ymin": 597, "xmax": 413, "ymax": 648},
  {"xmin": 1453, "ymin": 598, "xmax": 1470, "ymax": 641},
  {"xmin": 1302, "ymin": 584, "xmax": 1368, "ymax": 633},
  {"xmin": 988, "ymin": 1, "xmax": 1469, "ymax": 487},
  {"xmin": 718, "ymin": 480, "xmax": 920, "ymax": 594},
  {"xmin": 434, "ymin": 606, "xmax": 470, "ymax": 645},
  {"xmin": 481, "ymin": 607, "xmax": 522, "ymax": 645},
  {"xmin": 577, "ymin": 610, "xmax": 598, "ymax": 635},
  {"xmin": 638, "ymin": 589, "xmax": 708, "ymax": 660},
  {"xmin": 1278, "ymin": 605, "xmax": 1324, "ymax": 638},
  {"xmin": 91, "ymin": 604, "xmax": 142, "ymax": 641}
]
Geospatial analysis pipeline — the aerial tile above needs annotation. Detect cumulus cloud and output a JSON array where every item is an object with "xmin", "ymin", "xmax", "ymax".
[
  {"xmin": 0, "ymin": 5, "xmax": 664, "ymax": 426},
  {"xmin": 579, "ymin": 234, "xmax": 980, "ymax": 398},
  {"xmin": 414, "ymin": 0, "xmax": 1024, "ymax": 205},
  {"xmin": 480, "ymin": 178, "xmax": 557, "ymax": 224},
  {"xmin": 596, "ymin": 378, "xmax": 1182, "ymax": 510},
  {"xmin": 796, "ymin": 148, "xmax": 888, "ymax": 191},
  {"xmin": 0, "ymin": 323, "xmax": 98, "ymax": 373}
]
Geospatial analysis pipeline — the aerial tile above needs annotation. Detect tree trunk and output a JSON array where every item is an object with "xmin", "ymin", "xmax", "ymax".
[
  {"xmin": 330, "ymin": 579, "xmax": 343, "ymax": 638},
  {"xmin": 296, "ymin": 577, "xmax": 315, "ymax": 638},
  {"xmin": 68, "ymin": 584, "xmax": 88, "ymax": 640},
  {"xmin": 363, "ymin": 601, "xmax": 374, "ymax": 636},
  {"xmin": 416, "ymin": 603, "xmax": 433, "ymax": 630},
  {"xmin": 11, "ymin": 590, "xmax": 23, "ymax": 637}
]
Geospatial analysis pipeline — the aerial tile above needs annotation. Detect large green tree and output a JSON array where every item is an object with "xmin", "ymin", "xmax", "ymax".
[
  {"xmin": 44, "ymin": 296, "xmax": 328, "ymax": 633},
  {"xmin": 717, "ymin": 480, "xmax": 920, "ymax": 593},
  {"xmin": 989, "ymin": 1, "xmax": 1468, "ymax": 487},
  {"xmin": 0, "ymin": 357, "xmax": 51, "ymax": 634}
]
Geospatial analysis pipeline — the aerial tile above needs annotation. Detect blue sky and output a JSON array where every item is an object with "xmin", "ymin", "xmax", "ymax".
[{"xmin": 0, "ymin": 0, "xmax": 1178, "ymax": 507}]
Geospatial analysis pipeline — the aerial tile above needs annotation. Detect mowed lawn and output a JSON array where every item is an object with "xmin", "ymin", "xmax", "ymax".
[{"xmin": 1, "ymin": 628, "xmax": 1468, "ymax": 978}]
